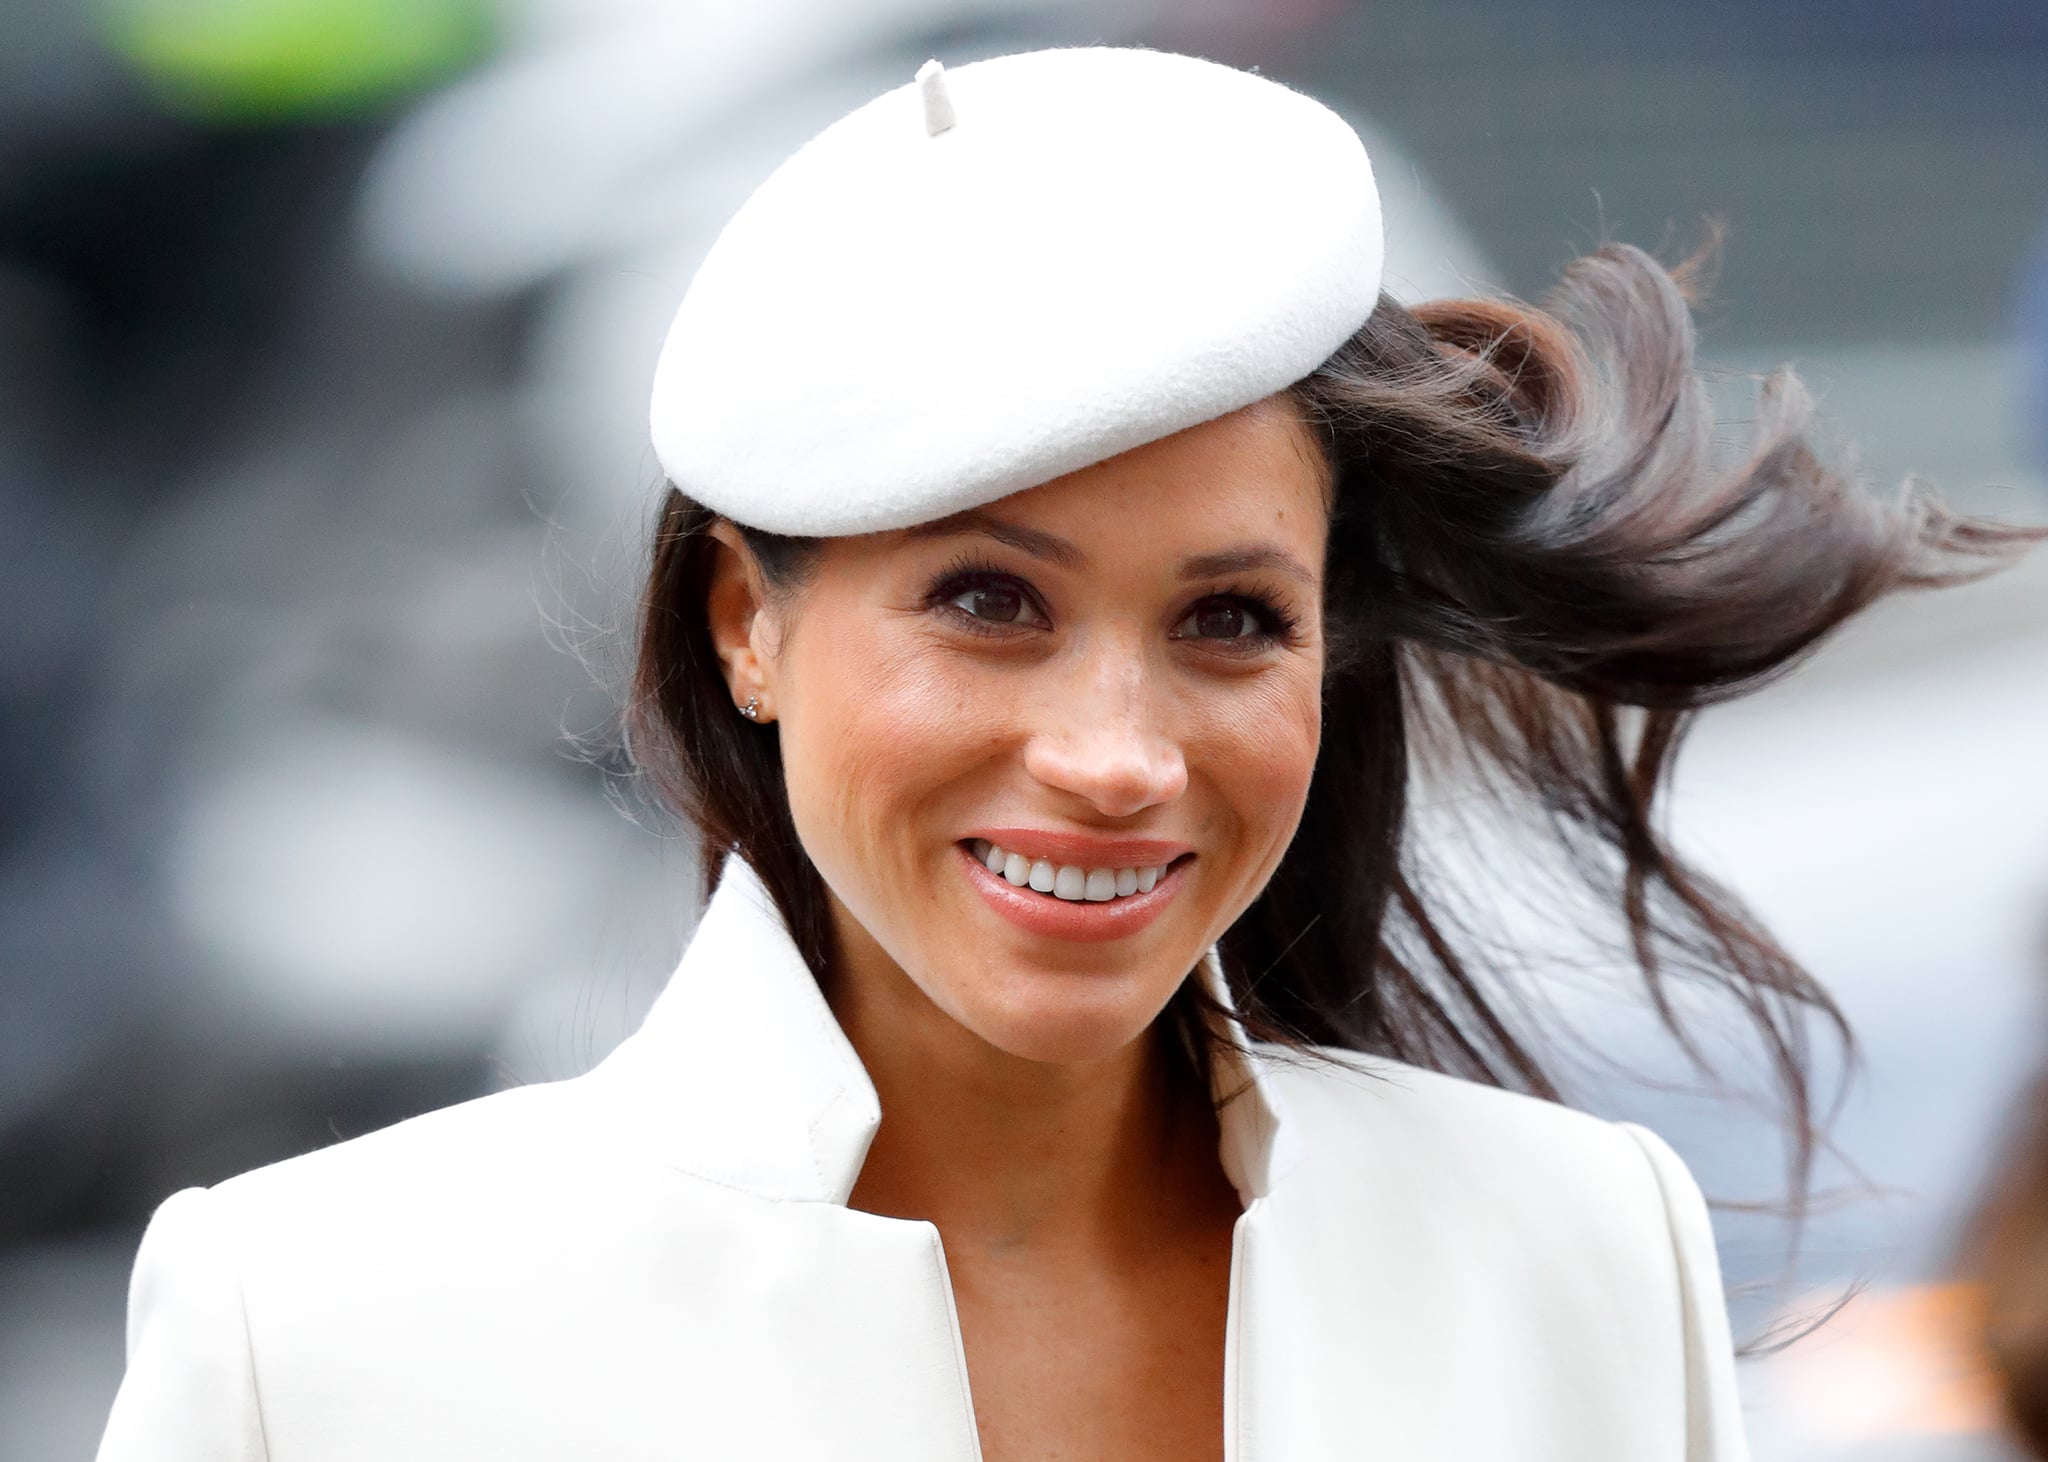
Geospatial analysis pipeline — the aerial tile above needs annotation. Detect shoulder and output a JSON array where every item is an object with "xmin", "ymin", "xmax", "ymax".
[
  {"xmin": 1261, "ymin": 1041, "xmax": 1629, "ymax": 1152},
  {"xmin": 210, "ymin": 1076, "xmax": 598, "ymax": 1213},
  {"xmin": 129, "ymin": 1067, "xmax": 783, "ymax": 1368},
  {"xmin": 1256, "ymin": 1043, "xmax": 1717, "ymax": 1322},
  {"xmin": 190, "ymin": 1065, "xmax": 718, "ymax": 1266},
  {"xmin": 101, "ymin": 1078, "xmax": 628, "ymax": 1460},
  {"xmin": 1255, "ymin": 1043, "xmax": 1686, "ymax": 1243},
  {"xmin": 1234, "ymin": 1050, "xmax": 1746, "ymax": 1457}
]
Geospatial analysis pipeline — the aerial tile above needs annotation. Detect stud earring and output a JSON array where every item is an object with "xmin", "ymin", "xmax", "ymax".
[{"xmin": 740, "ymin": 694, "xmax": 761, "ymax": 721}]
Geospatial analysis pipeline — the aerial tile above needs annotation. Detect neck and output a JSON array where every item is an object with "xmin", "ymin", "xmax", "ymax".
[{"xmin": 826, "ymin": 925, "xmax": 1222, "ymax": 1260}]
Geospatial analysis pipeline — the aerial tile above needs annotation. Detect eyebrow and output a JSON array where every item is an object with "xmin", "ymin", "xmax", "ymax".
[
  {"xmin": 904, "ymin": 510, "xmax": 1085, "ymax": 569},
  {"xmin": 906, "ymin": 510, "xmax": 1315, "ymax": 587},
  {"xmin": 1179, "ymin": 545, "xmax": 1317, "ymax": 588}
]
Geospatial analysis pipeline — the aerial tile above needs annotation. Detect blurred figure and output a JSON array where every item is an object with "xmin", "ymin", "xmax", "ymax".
[
  {"xmin": 1956, "ymin": 1038, "xmax": 2048, "ymax": 1456},
  {"xmin": 1949, "ymin": 223, "xmax": 2048, "ymax": 1459}
]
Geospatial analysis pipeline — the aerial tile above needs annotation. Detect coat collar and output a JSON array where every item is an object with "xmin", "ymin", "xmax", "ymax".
[{"xmin": 592, "ymin": 854, "xmax": 1299, "ymax": 1206}]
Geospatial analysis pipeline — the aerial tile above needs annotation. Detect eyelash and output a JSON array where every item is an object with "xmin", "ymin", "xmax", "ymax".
[{"xmin": 921, "ymin": 554, "xmax": 1303, "ymax": 649}]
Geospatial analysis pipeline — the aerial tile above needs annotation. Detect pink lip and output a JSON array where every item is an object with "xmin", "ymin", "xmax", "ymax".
[
  {"xmin": 965, "ymin": 827, "xmax": 1195, "ymax": 866},
  {"xmin": 956, "ymin": 842, "xmax": 1187, "ymax": 944}
]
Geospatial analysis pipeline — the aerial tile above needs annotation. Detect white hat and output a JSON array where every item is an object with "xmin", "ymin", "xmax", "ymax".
[{"xmin": 649, "ymin": 46, "xmax": 1383, "ymax": 537}]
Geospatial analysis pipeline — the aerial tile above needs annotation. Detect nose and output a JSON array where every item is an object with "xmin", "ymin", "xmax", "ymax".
[{"xmin": 1020, "ymin": 650, "xmax": 1188, "ymax": 819}]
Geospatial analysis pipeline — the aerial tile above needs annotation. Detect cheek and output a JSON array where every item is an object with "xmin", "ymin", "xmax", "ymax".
[
  {"xmin": 1188, "ymin": 664, "xmax": 1322, "ymax": 875},
  {"xmin": 776, "ymin": 616, "xmax": 995, "ymax": 884}
]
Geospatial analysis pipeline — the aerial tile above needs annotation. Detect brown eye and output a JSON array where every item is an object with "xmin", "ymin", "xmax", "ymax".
[
  {"xmin": 949, "ymin": 582, "xmax": 1030, "ymax": 624},
  {"xmin": 1175, "ymin": 599, "xmax": 1260, "ymax": 640},
  {"xmin": 926, "ymin": 564, "xmax": 1051, "ymax": 634}
]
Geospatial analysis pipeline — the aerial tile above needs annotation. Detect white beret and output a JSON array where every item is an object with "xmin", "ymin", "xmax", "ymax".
[{"xmin": 650, "ymin": 46, "xmax": 1383, "ymax": 537}]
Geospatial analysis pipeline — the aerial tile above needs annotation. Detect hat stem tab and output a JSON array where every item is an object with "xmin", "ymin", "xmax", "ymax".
[{"xmin": 917, "ymin": 59, "xmax": 956, "ymax": 137}]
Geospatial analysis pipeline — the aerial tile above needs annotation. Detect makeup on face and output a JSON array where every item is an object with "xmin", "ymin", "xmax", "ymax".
[
  {"xmin": 954, "ymin": 838, "xmax": 1191, "ymax": 944},
  {"xmin": 768, "ymin": 398, "xmax": 1330, "ymax": 1062}
]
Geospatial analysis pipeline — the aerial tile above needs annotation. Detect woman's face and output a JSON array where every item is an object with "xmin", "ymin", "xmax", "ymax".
[{"xmin": 724, "ymin": 395, "xmax": 1330, "ymax": 1066}]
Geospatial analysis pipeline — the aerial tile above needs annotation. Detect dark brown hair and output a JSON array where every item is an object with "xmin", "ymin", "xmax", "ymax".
[{"xmin": 626, "ymin": 242, "xmax": 2043, "ymax": 1348}]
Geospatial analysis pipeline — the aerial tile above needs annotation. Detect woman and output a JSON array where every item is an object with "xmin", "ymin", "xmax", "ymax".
[{"xmin": 99, "ymin": 46, "xmax": 2039, "ymax": 1462}]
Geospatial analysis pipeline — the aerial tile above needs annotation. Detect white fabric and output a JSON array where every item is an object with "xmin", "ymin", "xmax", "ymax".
[
  {"xmin": 649, "ymin": 46, "xmax": 1384, "ymax": 536},
  {"xmin": 98, "ymin": 857, "xmax": 1753, "ymax": 1460}
]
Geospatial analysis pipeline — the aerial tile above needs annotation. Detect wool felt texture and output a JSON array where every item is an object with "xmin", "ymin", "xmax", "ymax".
[{"xmin": 649, "ymin": 46, "xmax": 1384, "ymax": 537}]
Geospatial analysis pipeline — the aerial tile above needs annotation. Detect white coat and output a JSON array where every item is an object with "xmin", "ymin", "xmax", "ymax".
[{"xmin": 97, "ymin": 856, "xmax": 1754, "ymax": 1460}]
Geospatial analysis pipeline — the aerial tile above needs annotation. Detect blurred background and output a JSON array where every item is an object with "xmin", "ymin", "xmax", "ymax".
[{"xmin": 3, "ymin": 0, "xmax": 2045, "ymax": 1457}]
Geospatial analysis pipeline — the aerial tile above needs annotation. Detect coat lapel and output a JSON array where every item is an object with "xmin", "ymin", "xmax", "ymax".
[
  {"xmin": 586, "ymin": 854, "xmax": 1336, "ymax": 1462},
  {"xmin": 594, "ymin": 853, "xmax": 1300, "ymax": 1211},
  {"xmin": 591, "ymin": 856, "xmax": 882, "ymax": 1202}
]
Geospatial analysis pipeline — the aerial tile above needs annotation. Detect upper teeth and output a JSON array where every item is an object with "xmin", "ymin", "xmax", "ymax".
[{"xmin": 973, "ymin": 841, "xmax": 1168, "ymax": 901}]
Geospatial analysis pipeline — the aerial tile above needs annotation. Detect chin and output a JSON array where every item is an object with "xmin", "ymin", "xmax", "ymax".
[{"xmin": 948, "ymin": 963, "xmax": 1176, "ymax": 1066}]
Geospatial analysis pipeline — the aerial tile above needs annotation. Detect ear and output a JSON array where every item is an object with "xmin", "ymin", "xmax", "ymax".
[{"xmin": 703, "ymin": 521, "xmax": 778, "ymax": 723}]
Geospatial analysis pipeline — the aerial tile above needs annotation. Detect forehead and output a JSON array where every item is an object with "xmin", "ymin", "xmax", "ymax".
[{"xmin": 901, "ymin": 398, "xmax": 1332, "ymax": 568}]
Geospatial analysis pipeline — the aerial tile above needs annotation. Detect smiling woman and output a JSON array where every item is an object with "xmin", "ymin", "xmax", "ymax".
[
  {"xmin": 98, "ymin": 44, "xmax": 2043, "ymax": 1462},
  {"xmin": 615, "ymin": 266, "xmax": 2037, "ymax": 1456},
  {"xmin": 707, "ymin": 399, "xmax": 1330, "ymax": 1074}
]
